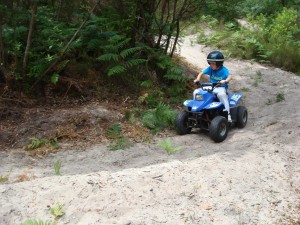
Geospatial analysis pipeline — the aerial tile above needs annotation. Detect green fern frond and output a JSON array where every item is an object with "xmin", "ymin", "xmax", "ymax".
[
  {"xmin": 158, "ymin": 138, "xmax": 182, "ymax": 155},
  {"xmin": 105, "ymin": 35, "xmax": 131, "ymax": 52},
  {"xmin": 20, "ymin": 219, "xmax": 54, "ymax": 225},
  {"xmin": 156, "ymin": 103, "xmax": 177, "ymax": 126},
  {"xmin": 102, "ymin": 44, "xmax": 119, "ymax": 53},
  {"xmin": 109, "ymin": 137, "xmax": 132, "ymax": 151},
  {"xmin": 164, "ymin": 73, "xmax": 185, "ymax": 82},
  {"xmin": 26, "ymin": 137, "xmax": 47, "ymax": 150},
  {"xmin": 87, "ymin": 39, "xmax": 102, "ymax": 50},
  {"xmin": 124, "ymin": 59, "xmax": 147, "ymax": 68},
  {"xmin": 120, "ymin": 47, "xmax": 143, "ymax": 58},
  {"xmin": 50, "ymin": 73, "xmax": 59, "ymax": 85},
  {"xmin": 168, "ymin": 66, "xmax": 183, "ymax": 74},
  {"xmin": 107, "ymin": 65, "xmax": 126, "ymax": 76},
  {"xmin": 97, "ymin": 53, "xmax": 119, "ymax": 62},
  {"xmin": 142, "ymin": 111, "xmax": 157, "ymax": 130},
  {"xmin": 155, "ymin": 54, "xmax": 173, "ymax": 69},
  {"xmin": 115, "ymin": 38, "xmax": 131, "ymax": 49},
  {"xmin": 110, "ymin": 34, "xmax": 125, "ymax": 43},
  {"xmin": 54, "ymin": 160, "xmax": 62, "ymax": 176},
  {"xmin": 140, "ymin": 80, "xmax": 153, "ymax": 88},
  {"xmin": 50, "ymin": 202, "xmax": 64, "ymax": 220}
]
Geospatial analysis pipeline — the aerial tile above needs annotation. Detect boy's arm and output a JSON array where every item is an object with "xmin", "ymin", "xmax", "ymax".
[
  {"xmin": 219, "ymin": 74, "xmax": 233, "ymax": 84},
  {"xmin": 194, "ymin": 71, "xmax": 203, "ymax": 82},
  {"xmin": 194, "ymin": 71, "xmax": 209, "ymax": 82}
]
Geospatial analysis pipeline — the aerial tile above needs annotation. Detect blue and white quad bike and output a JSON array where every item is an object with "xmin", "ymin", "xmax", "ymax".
[{"xmin": 175, "ymin": 82, "xmax": 248, "ymax": 142}]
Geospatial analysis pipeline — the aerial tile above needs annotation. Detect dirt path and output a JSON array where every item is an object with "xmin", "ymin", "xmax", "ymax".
[{"xmin": 1, "ymin": 35, "xmax": 300, "ymax": 225}]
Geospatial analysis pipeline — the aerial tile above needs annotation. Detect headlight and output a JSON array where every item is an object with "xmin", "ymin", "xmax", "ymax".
[{"xmin": 195, "ymin": 94, "xmax": 203, "ymax": 101}]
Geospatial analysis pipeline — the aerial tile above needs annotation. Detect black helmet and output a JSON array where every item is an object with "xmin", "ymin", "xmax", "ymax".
[{"xmin": 207, "ymin": 51, "xmax": 224, "ymax": 67}]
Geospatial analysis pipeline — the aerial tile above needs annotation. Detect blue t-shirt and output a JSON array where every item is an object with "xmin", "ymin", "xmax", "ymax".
[{"xmin": 203, "ymin": 66, "xmax": 230, "ymax": 89}]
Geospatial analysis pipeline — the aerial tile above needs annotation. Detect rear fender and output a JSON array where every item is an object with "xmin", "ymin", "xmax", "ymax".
[{"xmin": 229, "ymin": 93, "xmax": 243, "ymax": 107}]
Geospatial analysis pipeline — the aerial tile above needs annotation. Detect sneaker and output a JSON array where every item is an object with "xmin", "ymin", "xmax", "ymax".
[{"xmin": 228, "ymin": 114, "xmax": 232, "ymax": 123}]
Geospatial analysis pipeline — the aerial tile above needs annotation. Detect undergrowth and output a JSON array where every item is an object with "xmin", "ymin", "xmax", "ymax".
[{"xmin": 195, "ymin": 9, "xmax": 300, "ymax": 73}]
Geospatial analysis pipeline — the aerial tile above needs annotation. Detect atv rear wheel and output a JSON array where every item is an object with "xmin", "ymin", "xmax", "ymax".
[
  {"xmin": 237, "ymin": 106, "xmax": 248, "ymax": 128},
  {"xmin": 175, "ymin": 111, "xmax": 192, "ymax": 135},
  {"xmin": 209, "ymin": 116, "xmax": 229, "ymax": 142}
]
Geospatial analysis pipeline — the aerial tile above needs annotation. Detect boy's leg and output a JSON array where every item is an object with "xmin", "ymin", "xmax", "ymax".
[{"xmin": 213, "ymin": 87, "xmax": 232, "ymax": 122}]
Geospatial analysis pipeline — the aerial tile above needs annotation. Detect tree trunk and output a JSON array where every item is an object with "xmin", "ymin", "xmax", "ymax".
[
  {"xmin": 154, "ymin": 0, "xmax": 167, "ymax": 48},
  {"xmin": 0, "ymin": 15, "xmax": 4, "ymax": 65},
  {"xmin": 170, "ymin": 19, "xmax": 179, "ymax": 57},
  {"xmin": 22, "ymin": 3, "xmax": 37, "ymax": 77}
]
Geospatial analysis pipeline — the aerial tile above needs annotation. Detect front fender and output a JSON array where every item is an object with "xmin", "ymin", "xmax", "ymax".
[
  {"xmin": 183, "ymin": 100, "xmax": 207, "ymax": 112},
  {"xmin": 204, "ymin": 102, "xmax": 223, "ymax": 110}
]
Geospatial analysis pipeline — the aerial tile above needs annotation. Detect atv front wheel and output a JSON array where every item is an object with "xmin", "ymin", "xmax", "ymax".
[
  {"xmin": 209, "ymin": 116, "xmax": 229, "ymax": 142},
  {"xmin": 175, "ymin": 111, "xmax": 192, "ymax": 135},
  {"xmin": 237, "ymin": 106, "xmax": 248, "ymax": 128}
]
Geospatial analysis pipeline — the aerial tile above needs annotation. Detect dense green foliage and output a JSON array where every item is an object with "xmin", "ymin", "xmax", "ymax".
[
  {"xmin": 0, "ymin": 0, "xmax": 199, "ymax": 94},
  {"xmin": 196, "ymin": 3, "xmax": 300, "ymax": 73}
]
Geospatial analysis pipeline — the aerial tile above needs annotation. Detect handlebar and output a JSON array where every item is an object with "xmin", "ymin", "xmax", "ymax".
[{"xmin": 195, "ymin": 82, "xmax": 224, "ymax": 89}]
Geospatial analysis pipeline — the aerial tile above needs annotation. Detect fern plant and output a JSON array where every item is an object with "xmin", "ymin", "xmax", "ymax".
[
  {"xmin": 106, "ymin": 123, "xmax": 133, "ymax": 151},
  {"xmin": 106, "ymin": 123, "xmax": 122, "ymax": 139},
  {"xmin": 0, "ymin": 167, "xmax": 13, "ymax": 183},
  {"xmin": 142, "ymin": 103, "xmax": 177, "ymax": 132},
  {"xmin": 20, "ymin": 219, "xmax": 55, "ymax": 225},
  {"xmin": 97, "ymin": 34, "xmax": 147, "ymax": 76},
  {"xmin": 50, "ymin": 202, "xmax": 64, "ymax": 221},
  {"xmin": 158, "ymin": 138, "xmax": 182, "ymax": 155},
  {"xmin": 26, "ymin": 137, "xmax": 48, "ymax": 150},
  {"xmin": 276, "ymin": 92, "xmax": 285, "ymax": 102},
  {"xmin": 54, "ymin": 160, "xmax": 62, "ymax": 176},
  {"xmin": 25, "ymin": 137, "xmax": 60, "ymax": 150},
  {"xmin": 20, "ymin": 201, "xmax": 63, "ymax": 225},
  {"xmin": 108, "ymin": 137, "xmax": 133, "ymax": 151}
]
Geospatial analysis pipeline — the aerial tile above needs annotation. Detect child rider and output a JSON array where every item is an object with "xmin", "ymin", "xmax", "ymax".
[{"xmin": 193, "ymin": 50, "xmax": 233, "ymax": 122}]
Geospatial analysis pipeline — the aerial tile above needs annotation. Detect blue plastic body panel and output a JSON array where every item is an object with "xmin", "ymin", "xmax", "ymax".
[
  {"xmin": 183, "ymin": 90, "xmax": 244, "ymax": 112},
  {"xmin": 228, "ymin": 93, "xmax": 243, "ymax": 107}
]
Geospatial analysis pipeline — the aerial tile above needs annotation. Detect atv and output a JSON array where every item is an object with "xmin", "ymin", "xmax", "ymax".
[{"xmin": 175, "ymin": 82, "xmax": 248, "ymax": 142}]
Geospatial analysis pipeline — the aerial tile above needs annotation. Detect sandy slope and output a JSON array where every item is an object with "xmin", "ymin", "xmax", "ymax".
[{"xmin": 1, "ymin": 35, "xmax": 300, "ymax": 225}]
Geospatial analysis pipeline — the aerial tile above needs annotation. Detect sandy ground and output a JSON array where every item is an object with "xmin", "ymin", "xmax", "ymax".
[{"xmin": 1, "ymin": 35, "xmax": 300, "ymax": 225}]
